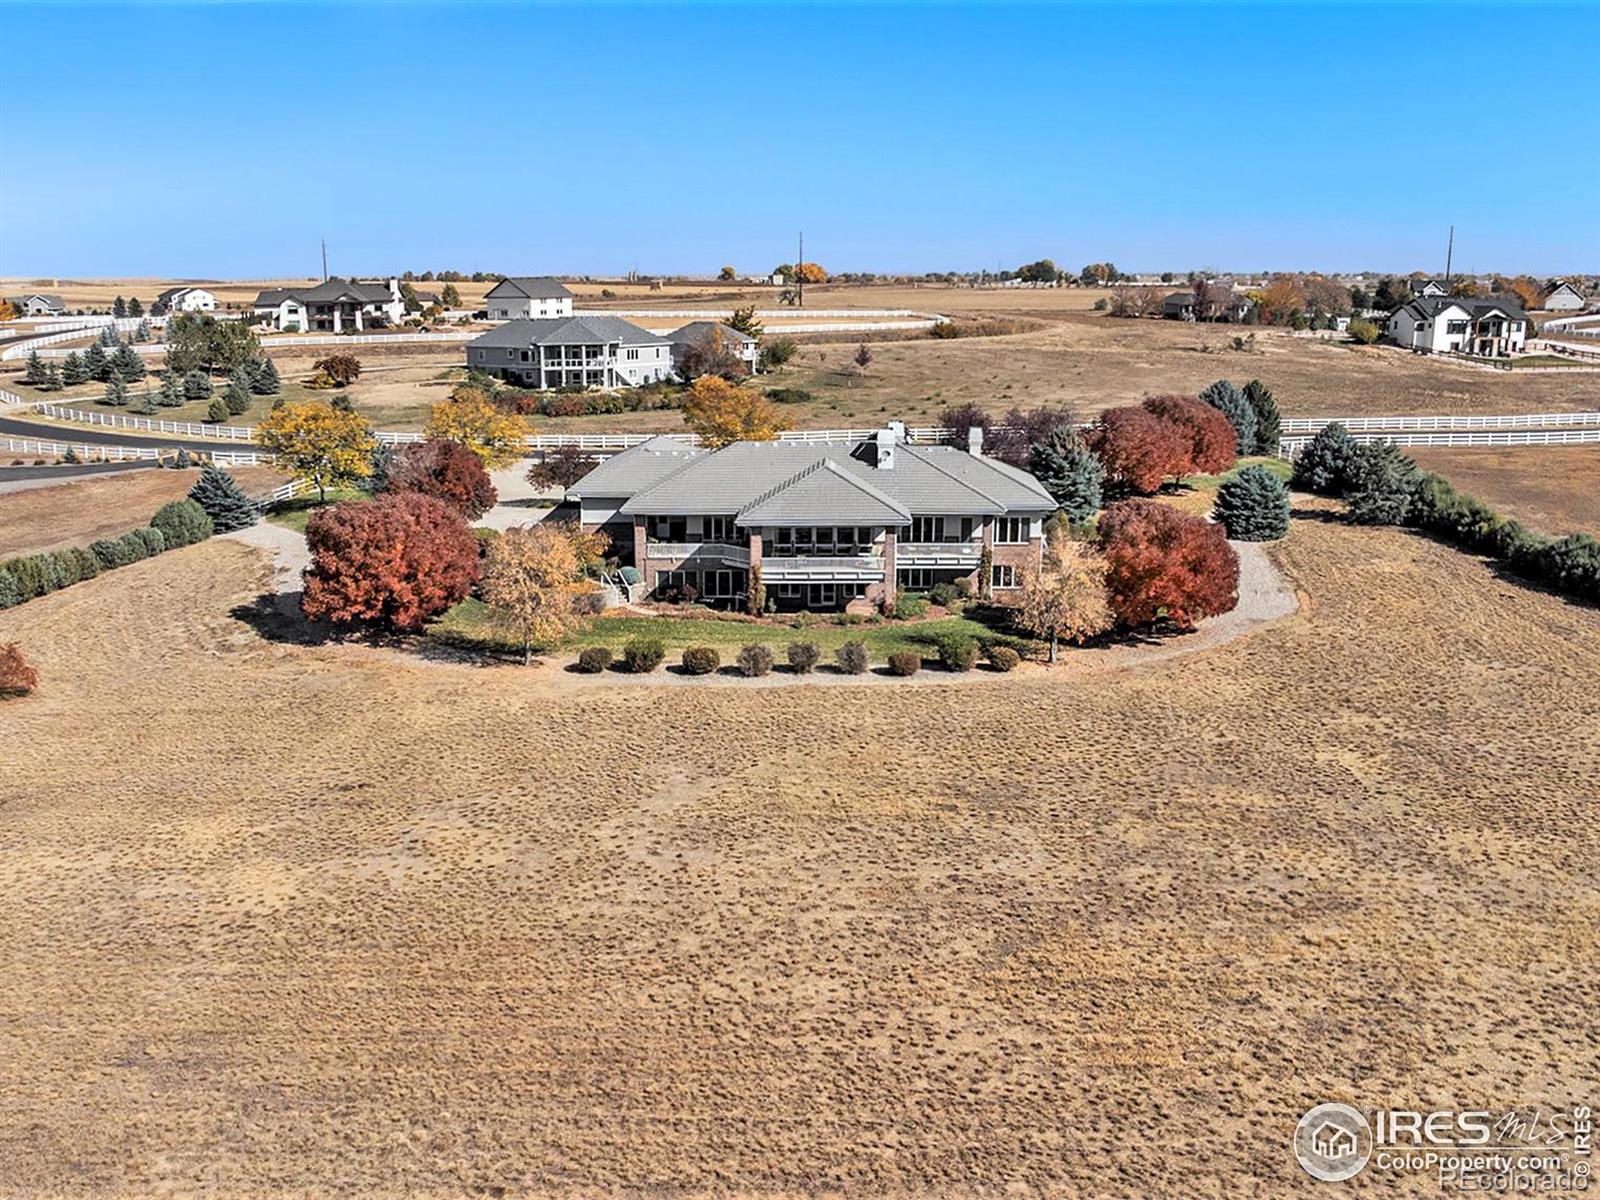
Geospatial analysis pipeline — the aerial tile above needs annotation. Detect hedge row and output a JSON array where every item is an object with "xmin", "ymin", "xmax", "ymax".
[
  {"xmin": 571, "ymin": 635, "xmax": 1028, "ymax": 676},
  {"xmin": 0, "ymin": 499, "xmax": 213, "ymax": 612}
]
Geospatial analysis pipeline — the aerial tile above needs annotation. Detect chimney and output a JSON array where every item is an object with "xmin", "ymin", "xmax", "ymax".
[
  {"xmin": 968, "ymin": 425, "xmax": 984, "ymax": 456},
  {"xmin": 875, "ymin": 427, "xmax": 896, "ymax": 469}
]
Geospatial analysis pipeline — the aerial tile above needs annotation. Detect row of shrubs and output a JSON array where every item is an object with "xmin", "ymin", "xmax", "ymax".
[
  {"xmin": 0, "ymin": 499, "xmax": 213, "ymax": 611},
  {"xmin": 574, "ymin": 634, "xmax": 1024, "ymax": 677},
  {"xmin": 1296, "ymin": 422, "xmax": 1600, "ymax": 604}
]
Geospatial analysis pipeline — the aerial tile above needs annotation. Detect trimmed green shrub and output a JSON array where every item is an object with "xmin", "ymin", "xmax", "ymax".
[
  {"xmin": 928, "ymin": 582, "xmax": 963, "ymax": 608},
  {"xmin": 835, "ymin": 641, "xmax": 869, "ymax": 674},
  {"xmin": 1541, "ymin": 534, "xmax": 1600, "ymax": 602},
  {"xmin": 133, "ymin": 526, "xmax": 166, "ymax": 556},
  {"xmin": 1, "ymin": 554, "xmax": 63, "ymax": 602},
  {"xmin": 188, "ymin": 464, "xmax": 259, "ymax": 533},
  {"xmin": 1293, "ymin": 422, "xmax": 1361, "ymax": 496},
  {"xmin": 893, "ymin": 591, "xmax": 930, "ymax": 619},
  {"xmin": 1345, "ymin": 441, "xmax": 1421, "ymax": 526},
  {"xmin": 1198, "ymin": 379, "xmax": 1256, "ymax": 456},
  {"xmin": 887, "ymin": 651, "xmax": 921, "ymax": 676},
  {"xmin": 1214, "ymin": 464, "xmax": 1291, "ymax": 541},
  {"xmin": 680, "ymin": 646, "xmax": 720, "ymax": 675},
  {"xmin": 1486, "ymin": 519, "xmax": 1553, "ymax": 575},
  {"xmin": 935, "ymin": 633, "xmax": 979, "ymax": 672},
  {"xmin": 576, "ymin": 646, "xmax": 613, "ymax": 673},
  {"xmin": 737, "ymin": 644, "xmax": 773, "ymax": 677},
  {"xmin": 764, "ymin": 386, "xmax": 814, "ymax": 404},
  {"xmin": 0, "ymin": 572, "xmax": 19, "ymax": 610},
  {"xmin": 623, "ymin": 638, "xmax": 666, "ymax": 673},
  {"xmin": 56, "ymin": 547, "xmax": 101, "ymax": 584},
  {"xmin": 986, "ymin": 645, "xmax": 1021, "ymax": 672},
  {"xmin": 786, "ymin": 641, "xmax": 821, "ymax": 673},
  {"xmin": 91, "ymin": 533, "xmax": 144, "ymax": 570},
  {"xmin": 150, "ymin": 499, "xmax": 214, "ymax": 548},
  {"xmin": 1242, "ymin": 380, "xmax": 1282, "ymax": 455},
  {"xmin": 206, "ymin": 395, "xmax": 230, "ymax": 423}
]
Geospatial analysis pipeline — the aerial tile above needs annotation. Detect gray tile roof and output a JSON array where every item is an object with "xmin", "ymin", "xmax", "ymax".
[
  {"xmin": 668, "ymin": 320, "xmax": 757, "ymax": 347},
  {"xmin": 567, "ymin": 435, "xmax": 703, "ymax": 499},
  {"xmin": 8, "ymin": 293, "xmax": 65, "ymax": 308},
  {"xmin": 1397, "ymin": 293, "xmax": 1527, "ymax": 321},
  {"xmin": 252, "ymin": 279, "xmax": 393, "ymax": 307},
  {"xmin": 607, "ymin": 435, "xmax": 1055, "ymax": 521},
  {"xmin": 470, "ymin": 315, "xmax": 668, "ymax": 350},
  {"xmin": 487, "ymin": 277, "xmax": 573, "ymax": 300}
]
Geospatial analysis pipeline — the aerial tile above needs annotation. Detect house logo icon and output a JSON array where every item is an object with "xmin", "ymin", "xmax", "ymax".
[{"xmin": 1294, "ymin": 1103, "xmax": 1372, "ymax": 1182}]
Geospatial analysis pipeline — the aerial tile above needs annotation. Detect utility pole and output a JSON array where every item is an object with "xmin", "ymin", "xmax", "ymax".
[
  {"xmin": 797, "ymin": 231, "xmax": 804, "ymax": 308},
  {"xmin": 321, "ymin": 237, "xmax": 329, "ymax": 282},
  {"xmin": 1444, "ymin": 225, "xmax": 1454, "ymax": 286}
]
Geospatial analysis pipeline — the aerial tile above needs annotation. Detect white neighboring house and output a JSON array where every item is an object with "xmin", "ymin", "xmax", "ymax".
[
  {"xmin": 1385, "ymin": 294, "xmax": 1528, "ymax": 357},
  {"xmin": 1407, "ymin": 278, "xmax": 1450, "ymax": 298},
  {"xmin": 5, "ymin": 293, "xmax": 66, "ymax": 317},
  {"xmin": 251, "ymin": 278, "xmax": 405, "ymax": 332},
  {"xmin": 1541, "ymin": 281, "xmax": 1587, "ymax": 312},
  {"xmin": 484, "ymin": 277, "xmax": 573, "ymax": 321},
  {"xmin": 467, "ymin": 315, "xmax": 673, "ymax": 389},
  {"xmin": 153, "ymin": 286, "xmax": 217, "ymax": 315},
  {"xmin": 668, "ymin": 321, "xmax": 760, "ymax": 375}
]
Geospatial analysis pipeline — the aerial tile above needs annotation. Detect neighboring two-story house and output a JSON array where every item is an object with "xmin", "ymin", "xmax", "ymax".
[
  {"xmin": 567, "ymin": 423, "xmax": 1054, "ymax": 611},
  {"xmin": 1385, "ymin": 294, "xmax": 1528, "ymax": 357},
  {"xmin": 153, "ymin": 286, "xmax": 217, "ymax": 315},
  {"xmin": 1541, "ymin": 281, "xmax": 1587, "ymax": 312},
  {"xmin": 1407, "ymin": 278, "xmax": 1449, "ymax": 298},
  {"xmin": 668, "ymin": 321, "xmax": 761, "ymax": 375},
  {"xmin": 484, "ymin": 277, "xmax": 574, "ymax": 321},
  {"xmin": 5, "ymin": 293, "xmax": 66, "ymax": 317},
  {"xmin": 467, "ymin": 315, "xmax": 673, "ymax": 389},
  {"xmin": 252, "ymin": 278, "xmax": 406, "ymax": 332}
]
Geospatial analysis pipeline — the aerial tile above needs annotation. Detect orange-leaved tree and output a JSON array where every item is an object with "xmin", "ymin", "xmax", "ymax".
[
  {"xmin": 481, "ymin": 523, "xmax": 610, "ymax": 664},
  {"xmin": 1140, "ymin": 394, "xmax": 1237, "ymax": 482},
  {"xmin": 255, "ymin": 399, "xmax": 377, "ymax": 502},
  {"xmin": 425, "ymin": 386, "xmax": 529, "ymax": 470},
  {"xmin": 1017, "ymin": 527, "xmax": 1113, "ymax": 662},
  {"xmin": 680, "ymin": 375, "xmax": 791, "ymax": 448},
  {"xmin": 1086, "ymin": 406, "xmax": 1187, "ymax": 495},
  {"xmin": 1096, "ymin": 498, "xmax": 1239, "ymax": 630}
]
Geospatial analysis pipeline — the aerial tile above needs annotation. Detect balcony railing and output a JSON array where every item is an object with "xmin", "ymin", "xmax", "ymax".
[
  {"xmin": 646, "ymin": 541, "xmax": 751, "ymax": 565},
  {"xmin": 896, "ymin": 542, "xmax": 982, "ymax": 565},
  {"xmin": 763, "ymin": 554, "xmax": 882, "ymax": 581}
]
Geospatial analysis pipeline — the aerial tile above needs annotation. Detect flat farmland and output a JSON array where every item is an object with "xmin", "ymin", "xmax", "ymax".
[
  {"xmin": 0, "ymin": 509, "xmax": 1596, "ymax": 1196},
  {"xmin": 1411, "ymin": 446, "xmax": 1600, "ymax": 537}
]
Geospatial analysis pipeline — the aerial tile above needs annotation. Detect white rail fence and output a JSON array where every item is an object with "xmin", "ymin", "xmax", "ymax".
[
  {"xmin": 1279, "ymin": 411, "xmax": 1600, "ymax": 433},
  {"xmin": 0, "ymin": 317, "xmax": 162, "ymax": 361},
  {"xmin": 3, "ymin": 435, "xmax": 160, "ymax": 462},
  {"xmin": 1278, "ymin": 428, "xmax": 1600, "ymax": 455},
  {"xmin": 33, "ymin": 403, "xmax": 256, "ymax": 440}
]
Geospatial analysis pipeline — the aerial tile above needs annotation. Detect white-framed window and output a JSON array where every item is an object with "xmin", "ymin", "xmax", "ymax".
[
  {"xmin": 991, "ymin": 564, "xmax": 1019, "ymax": 590},
  {"xmin": 994, "ymin": 516, "xmax": 1028, "ymax": 544},
  {"xmin": 626, "ymin": 348, "xmax": 639, "ymax": 360},
  {"xmin": 475, "ymin": 350, "xmax": 485, "ymax": 361},
  {"xmin": 899, "ymin": 568, "xmax": 934, "ymax": 590}
]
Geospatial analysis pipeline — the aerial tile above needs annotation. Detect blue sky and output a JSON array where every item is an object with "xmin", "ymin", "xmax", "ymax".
[{"xmin": 3, "ymin": 1, "xmax": 1595, "ymax": 279}]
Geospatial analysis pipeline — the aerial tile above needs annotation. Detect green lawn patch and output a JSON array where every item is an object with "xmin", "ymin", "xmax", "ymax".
[{"xmin": 264, "ymin": 487, "xmax": 367, "ymax": 533}]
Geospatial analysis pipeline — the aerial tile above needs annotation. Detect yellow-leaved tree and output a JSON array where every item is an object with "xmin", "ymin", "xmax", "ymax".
[
  {"xmin": 481, "ymin": 523, "xmax": 609, "ymax": 664},
  {"xmin": 1017, "ymin": 526, "xmax": 1113, "ymax": 662},
  {"xmin": 680, "ymin": 375, "xmax": 791, "ymax": 448},
  {"xmin": 425, "ymin": 387, "xmax": 529, "ymax": 470},
  {"xmin": 255, "ymin": 400, "xmax": 377, "ymax": 502}
]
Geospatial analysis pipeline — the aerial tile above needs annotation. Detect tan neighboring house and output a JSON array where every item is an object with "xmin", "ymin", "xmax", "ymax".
[{"xmin": 568, "ymin": 423, "xmax": 1054, "ymax": 611}]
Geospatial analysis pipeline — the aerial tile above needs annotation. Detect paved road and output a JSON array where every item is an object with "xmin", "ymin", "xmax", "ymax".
[
  {"xmin": 0, "ymin": 461, "xmax": 159, "ymax": 492},
  {"xmin": 0, "ymin": 414, "xmax": 238, "ymax": 454}
]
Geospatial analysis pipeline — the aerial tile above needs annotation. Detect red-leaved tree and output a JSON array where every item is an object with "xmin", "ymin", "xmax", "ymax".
[
  {"xmin": 1096, "ymin": 498, "xmax": 1239, "ymax": 629},
  {"xmin": 302, "ymin": 492, "xmax": 480, "ymax": 631},
  {"xmin": 1141, "ymin": 394, "xmax": 1237, "ymax": 482},
  {"xmin": 385, "ymin": 438, "xmax": 498, "ymax": 519},
  {"xmin": 0, "ymin": 643, "xmax": 38, "ymax": 699},
  {"xmin": 1086, "ymin": 406, "xmax": 1187, "ymax": 495}
]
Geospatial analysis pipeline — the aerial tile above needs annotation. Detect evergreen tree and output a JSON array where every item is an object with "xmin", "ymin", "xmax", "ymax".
[
  {"xmin": 22, "ymin": 351, "xmax": 46, "ymax": 385},
  {"xmin": 1345, "ymin": 441, "xmax": 1421, "ymax": 526},
  {"xmin": 1213, "ymin": 464, "xmax": 1291, "ymax": 541},
  {"xmin": 112, "ymin": 342, "xmax": 146, "ymax": 382},
  {"xmin": 224, "ymin": 371, "xmax": 252, "ymax": 416},
  {"xmin": 42, "ymin": 363, "xmax": 63, "ymax": 393},
  {"xmin": 184, "ymin": 370, "xmax": 214, "ymax": 400},
  {"xmin": 128, "ymin": 297, "xmax": 143, "ymax": 317},
  {"xmin": 84, "ymin": 342, "xmax": 110, "ymax": 381},
  {"xmin": 99, "ymin": 325, "xmax": 119, "ymax": 347},
  {"xmin": 1198, "ymin": 378, "xmax": 1257, "ymax": 456},
  {"xmin": 133, "ymin": 320, "xmax": 151, "ymax": 342},
  {"xmin": 113, "ymin": 295, "xmax": 127, "ymax": 318},
  {"xmin": 187, "ymin": 464, "xmax": 258, "ymax": 532},
  {"xmin": 62, "ymin": 351, "xmax": 89, "ymax": 386},
  {"xmin": 1242, "ymin": 379, "xmax": 1282, "ymax": 455},
  {"xmin": 249, "ymin": 356, "xmax": 281, "ymax": 395},
  {"xmin": 103, "ymin": 375, "xmax": 129, "ymax": 406},
  {"xmin": 174, "ymin": 448, "xmax": 193, "ymax": 469},
  {"xmin": 1028, "ymin": 430, "xmax": 1105, "ymax": 523},
  {"xmin": 132, "ymin": 388, "xmax": 158, "ymax": 415},
  {"xmin": 1292, "ymin": 422, "xmax": 1361, "ymax": 496},
  {"xmin": 156, "ymin": 373, "xmax": 184, "ymax": 407},
  {"xmin": 205, "ymin": 394, "xmax": 230, "ymax": 423}
]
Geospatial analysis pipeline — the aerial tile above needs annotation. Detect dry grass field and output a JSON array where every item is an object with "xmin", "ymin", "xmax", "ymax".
[
  {"xmin": 1411, "ymin": 446, "xmax": 1600, "ymax": 537},
  {"xmin": 1, "ymin": 510, "xmax": 1596, "ymax": 1196}
]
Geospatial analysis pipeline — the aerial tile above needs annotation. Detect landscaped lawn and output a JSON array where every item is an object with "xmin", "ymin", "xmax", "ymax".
[
  {"xmin": 263, "ymin": 487, "xmax": 367, "ymax": 533},
  {"xmin": 425, "ymin": 598, "xmax": 1034, "ymax": 662}
]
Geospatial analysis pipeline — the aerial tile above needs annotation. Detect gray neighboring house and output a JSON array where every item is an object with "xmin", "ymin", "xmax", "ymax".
[
  {"xmin": 6, "ymin": 293, "xmax": 66, "ymax": 317},
  {"xmin": 252, "ymin": 278, "xmax": 405, "ymax": 332},
  {"xmin": 467, "ymin": 315, "xmax": 673, "ymax": 389},
  {"xmin": 568, "ymin": 422, "xmax": 1054, "ymax": 612},
  {"xmin": 668, "ymin": 321, "xmax": 760, "ymax": 375},
  {"xmin": 1541, "ymin": 281, "xmax": 1587, "ymax": 312},
  {"xmin": 485, "ymin": 277, "xmax": 574, "ymax": 321},
  {"xmin": 1162, "ymin": 289, "xmax": 1252, "ymax": 322}
]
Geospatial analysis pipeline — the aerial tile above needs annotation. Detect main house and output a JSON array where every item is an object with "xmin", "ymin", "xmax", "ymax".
[
  {"xmin": 153, "ymin": 286, "xmax": 217, "ymax": 315},
  {"xmin": 5, "ymin": 293, "xmax": 66, "ymax": 317},
  {"xmin": 468, "ymin": 315, "xmax": 674, "ymax": 389},
  {"xmin": 484, "ymin": 277, "xmax": 574, "ymax": 321},
  {"xmin": 1385, "ymin": 294, "xmax": 1528, "ymax": 357},
  {"xmin": 252, "ymin": 278, "xmax": 406, "ymax": 332},
  {"xmin": 567, "ymin": 423, "xmax": 1054, "ymax": 611}
]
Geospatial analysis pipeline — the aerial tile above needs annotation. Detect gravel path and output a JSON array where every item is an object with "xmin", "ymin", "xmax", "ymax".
[{"xmin": 222, "ymin": 520, "xmax": 309, "ymax": 618}]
